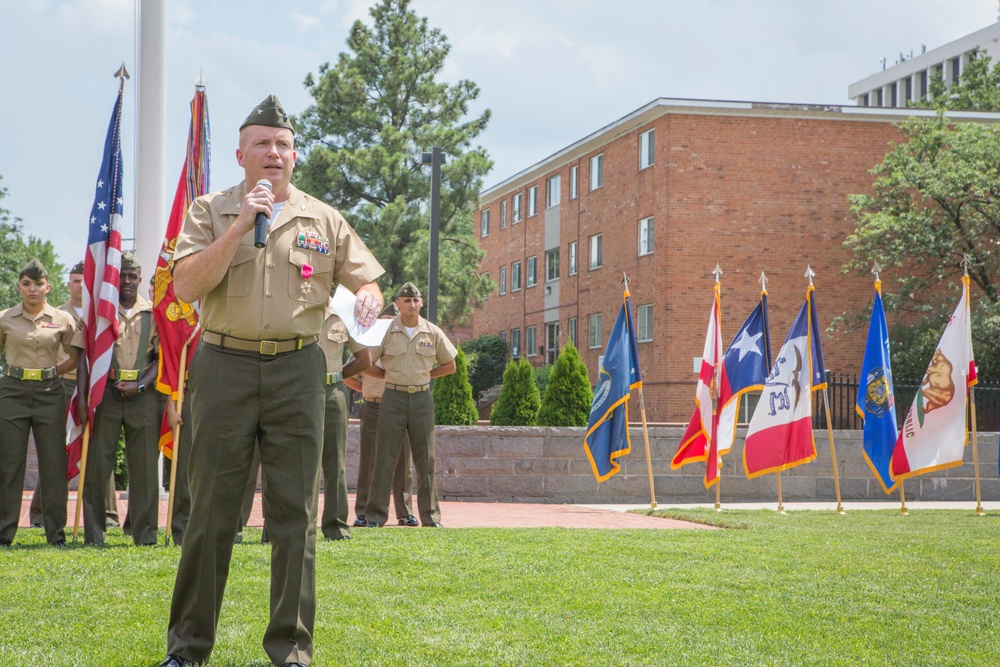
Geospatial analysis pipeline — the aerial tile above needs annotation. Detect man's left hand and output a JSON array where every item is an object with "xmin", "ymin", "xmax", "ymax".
[{"xmin": 355, "ymin": 284, "xmax": 383, "ymax": 327}]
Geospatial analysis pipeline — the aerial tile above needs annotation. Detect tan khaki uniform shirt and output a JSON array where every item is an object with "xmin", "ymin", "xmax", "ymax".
[
  {"xmin": 0, "ymin": 302, "xmax": 77, "ymax": 369},
  {"xmin": 370, "ymin": 316, "xmax": 457, "ymax": 386},
  {"xmin": 361, "ymin": 365, "xmax": 387, "ymax": 401},
  {"xmin": 57, "ymin": 301, "xmax": 83, "ymax": 381},
  {"xmin": 174, "ymin": 182, "xmax": 384, "ymax": 340},
  {"xmin": 319, "ymin": 310, "xmax": 364, "ymax": 374},
  {"xmin": 114, "ymin": 294, "xmax": 158, "ymax": 371}
]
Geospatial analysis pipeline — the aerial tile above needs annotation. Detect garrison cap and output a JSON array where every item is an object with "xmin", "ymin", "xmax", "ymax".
[
  {"xmin": 379, "ymin": 302, "xmax": 399, "ymax": 318},
  {"xmin": 19, "ymin": 258, "xmax": 47, "ymax": 280},
  {"xmin": 120, "ymin": 250, "xmax": 140, "ymax": 271},
  {"xmin": 240, "ymin": 94, "xmax": 295, "ymax": 134},
  {"xmin": 395, "ymin": 282, "xmax": 421, "ymax": 299},
  {"xmin": 69, "ymin": 260, "xmax": 85, "ymax": 275}
]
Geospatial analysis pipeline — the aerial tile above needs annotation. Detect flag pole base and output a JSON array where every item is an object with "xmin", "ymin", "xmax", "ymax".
[
  {"xmin": 836, "ymin": 504, "xmax": 845, "ymax": 515},
  {"xmin": 900, "ymin": 507, "xmax": 909, "ymax": 516},
  {"xmin": 649, "ymin": 502, "xmax": 657, "ymax": 509},
  {"xmin": 976, "ymin": 506, "xmax": 986, "ymax": 516},
  {"xmin": 777, "ymin": 503, "xmax": 786, "ymax": 515},
  {"xmin": 714, "ymin": 502, "xmax": 721, "ymax": 512}
]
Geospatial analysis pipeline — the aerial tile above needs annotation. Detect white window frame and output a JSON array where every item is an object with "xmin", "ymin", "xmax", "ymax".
[
  {"xmin": 528, "ymin": 185, "xmax": 538, "ymax": 217},
  {"xmin": 545, "ymin": 248, "xmax": 560, "ymax": 282},
  {"xmin": 546, "ymin": 174, "xmax": 561, "ymax": 208},
  {"xmin": 511, "ymin": 328, "xmax": 521, "ymax": 358},
  {"xmin": 640, "ymin": 128, "xmax": 655, "ymax": 169},
  {"xmin": 569, "ymin": 165, "xmax": 579, "ymax": 200},
  {"xmin": 590, "ymin": 153, "xmax": 604, "ymax": 191},
  {"xmin": 527, "ymin": 256, "xmax": 537, "ymax": 287},
  {"xmin": 637, "ymin": 304, "xmax": 653, "ymax": 342},
  {"xmin": 500, "ymin": 200, "xmax": 508, "ymax": 229},
  {"xmin": 482, "ymin": 272, "xmax": 490, "ymax": 299},
  {"xmin": 481, "ymin": 209, "xmax": 490, "ymax": 237},
  {"xmin": 639, "ymin": 216, "xmax": 654, "ymax": 256},
  {"xmin": 526, "ymin": 326, "xmax": 537, "ymax": 357},
  {"xmin": 511, "ymin": 260, "xmax": 522, "ymax": 291},
  {"xmin": 568, "ymin": 241, "xmax": 578, "ymax": 276},
  {"xmin": 568, "ymin": 317, "xmax": 578, "ymax": 347},
  {"xmin": 513, "ymin": 193, "xmax": 523, "ymax": 223},
  {"xmin": 589, "ymin": 234, "xmax": 603, "ymax": 270},
  {"xmin": 588, "ymin": 313, "xmax": 602, "ymax": 349},
  {"xmin": 499, "ymin": 265, "xmax": 507, "ymax": 295}
]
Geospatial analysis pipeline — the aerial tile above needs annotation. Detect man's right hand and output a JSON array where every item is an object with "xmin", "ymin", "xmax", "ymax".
[{"xmin": 238, "ymin": 181, "xmax": 274, "ymax": 235}]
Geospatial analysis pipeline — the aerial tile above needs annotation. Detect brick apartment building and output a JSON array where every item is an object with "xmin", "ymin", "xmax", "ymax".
[{"xmin": 472, "ymin": 98, "xmax": 1000, "ymax": 423}]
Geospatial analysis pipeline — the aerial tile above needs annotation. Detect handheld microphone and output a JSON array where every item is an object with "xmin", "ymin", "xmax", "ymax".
[{"xmin": 253, "ymin": 179, "xmax": 272, "ymax": 249}]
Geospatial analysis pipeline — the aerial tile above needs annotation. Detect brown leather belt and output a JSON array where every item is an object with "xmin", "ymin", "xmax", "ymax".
[
  {"xmin": 202, "ymin": 330, "xmax": 318, "ymax": 356},
  {"xmin": 385, "ymin": 382, "xmax": 430, "ymax": 394},
  {"xmin": 364, "ymin": 396, "xmax": 382, "ymax": 404},
  {"xmin": 110, "ymin": 369, "xmax": 140, "ymax": 381},
  {"xmin": 6, "ymin": 365, "xmax": 58, "ymax": 381}
]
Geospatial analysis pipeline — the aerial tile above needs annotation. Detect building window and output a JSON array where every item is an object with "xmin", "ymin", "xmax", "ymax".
[
  {"xmin": 480, "ymin": 209, "xmax": 490, "ymax": 237},
  {"xmin": 637, "ymin": 304, "xmax": 653, "ymax": 342},
  {"xmin": 511, "ymin": 260, "xmax": 522, "ymax": 291},
  {"xmin": 904, "ymin": 76, "xmax": 913, "ymax": 104},
  {"xmin": 546, "ymin": 174, "xmax": 561, "ymax": 208},
  {"xmin": 528, "ymin": 185, "xmax": 538, "ymax": 217},
  {"xmin": 513, "ymin": 193, "xmax": 522, "ymax": 223},
  {"xmin": 590, "ymin": 154, "xmax": 604, "ymax": 191},
  {"xmin": 511, "ymin": 328, "xmax": 521, "ymax": 358},
  {"xmin": 638, "ymin": 217, "xmax": 654, "ymax": 256},
  {"xmin": 499, "ymin": 330, "xmax": 506, "ymax": 342},
  {"xmin": 588, "ymin": 313, "xmax": 602, "ymax": 349},
  {"xmin": 919, "ymin": 70, "xmax": 928, "ymax": 100},
  {"xmin": 545, "ymin": 248, "xmax": 560, "ymax": 282},
  {"xmin": 499, "ymin": 265, "xmax": 507, "ymax": 295},
  {"xmin": 589, "ymin": 234, "xmax": 603, "ymax": 270},
  {"xmin": 527, "ymin": 256, "xmax": 537, "ymax": 287},
  {"xmin": 500, "ymin": 200, "xmax": 508, "ymax": 229},
  {"xmin": 526, "ymin": 326, "xmax": 537, "ymax": 357},
  {"xmin": 568, "ymin": 317, "xmax": 578, "ymax": 347},
  {"xmin": 952, "ymin": 56, "xmax": 961, "ymax": 83},
  {"xmin": 640, "ymin": 129, "xmax": 655, "ymax": 169},
  {"xmin": 568, "ymin": 241, "xmax": 578, "ymax": 276},
  {"xmin": 482, "ymin": 272, "xmax": 490, "ymax": 299},
  {"xmin": 569, "ymin": 165, "xmax": 579, "ymax": 199}
]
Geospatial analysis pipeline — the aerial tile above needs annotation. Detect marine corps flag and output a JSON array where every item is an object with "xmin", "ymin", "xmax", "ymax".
[
  {"xmin": 890, "ymin": 276, "xmax": 976, "ymax": 481},
  {"xmin": 856, "ymin": 281, "xmax": 899, "ymax": 494},
  {"xmin": 584, "ymin": 291, "xmax": 642, "ymax": 481},
  {"xmin": 154, "ymin": 85, "xmax": 209, "ymax": 458}
]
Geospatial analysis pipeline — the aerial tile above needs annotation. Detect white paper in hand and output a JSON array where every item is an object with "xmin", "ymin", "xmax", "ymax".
[{"xmin": 330, "ymin": 284, "xmax": 392, "ymax": 346}]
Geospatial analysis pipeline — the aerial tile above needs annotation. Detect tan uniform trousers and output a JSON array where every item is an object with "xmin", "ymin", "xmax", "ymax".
[
  {"xmin": 320, "ymin": 382, "xmax": 350, "ymax": 539},
  {"xmin": 365, "ymin": 388, "xmax": 440, "ymax": 527},
  {"xmin": 0, "ymin": 375, "xmax": 67, "ymax": 544},
  {"xmin": 167, "ymin": 342, "xmax": 324, "ymax": 666},
  {"xmin": 354, "ymin": 398, "xmax": 412, "ymax": 521},
  {"xmin": 84, "ymin": 384, "xmax": 161, "ymax": 545}
]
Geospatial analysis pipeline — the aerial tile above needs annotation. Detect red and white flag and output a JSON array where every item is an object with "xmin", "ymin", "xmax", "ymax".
[
  {"xmin": 890, "ymin": 276, "xmax": 977, "ymax": 480},
  {"xmin": 66, "ymin": 82, "xmax": 126, "ymax": 479}
]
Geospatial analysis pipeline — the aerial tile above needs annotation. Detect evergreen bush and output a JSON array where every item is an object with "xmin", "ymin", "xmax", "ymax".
[
  {"xmin": 490, "ymin": 358, "xmax": 540, "ymax": 425},
  {"xmin": 433, "ymin": 348, "xmax": 479, "ymax": 425},
  {"xmin": 536, "ymin": 342, "xmax": 593, "ymax": 427}
]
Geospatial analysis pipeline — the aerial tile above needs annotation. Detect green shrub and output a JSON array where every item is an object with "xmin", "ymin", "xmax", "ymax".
[
  {"xmin": 433, "ymin": 348, "xmax": 479, "ymax": 425},
  {"xmin": 533, "ymin": 364, "xmax": 552, "ymax": 396},
  {"xmin": 536, "ymin": 342, "xmax": 593, "ymax": 427},
  {"xmin": 462, "ymin": 334, "xmax": 509, "ymax": 400},
  {"xmin": 490, "ymin": 358, "xmax": 540, "ymax": 426}
]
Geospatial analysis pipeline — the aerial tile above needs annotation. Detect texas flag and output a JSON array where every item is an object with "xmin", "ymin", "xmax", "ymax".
[
  {"xmin": 717, "ymin": 294, "xmax": 772, "ymax": 454},
  {"xmin": 890, "ymin": 276, "xmax": 976, "ymax": 480},
  {"xmin": 743, "ymin": 288, "xmax": 824, "ymax": 477}
]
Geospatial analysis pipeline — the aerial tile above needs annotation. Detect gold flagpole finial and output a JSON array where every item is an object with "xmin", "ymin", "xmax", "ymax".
[
  {"xmin": 114, "ymin": 63, "xmax": 130, "ymax": 80},
  {"xmin": 758, "ymin": 270, "xmax": 769, "ymax": 295},
  {"xmin": 712, "ymin": 262, "xmax": 722, "ymax": 284},
  {"xmin": 804, "ymin": 264, "xmax": 815, "ymax": 287},
  {"xmin": 621, "ymin": 272, "xmax": 630, "ymax": 293}
]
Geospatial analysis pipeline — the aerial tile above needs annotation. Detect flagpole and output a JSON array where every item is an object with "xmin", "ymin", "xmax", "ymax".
[
  {"xmin": 776, "ymin": 470, "xmax": 785, "ymax": 514},
  {"xmin": 822, "ymin": 389, "xmax": 845, "ymax": 514},
  {"xmin": 623, "ymin": 273, "xmax": 657, "ymax": 509},
  {"xmin": 72, "ymin": 424, "xmax": 92, "ymax": 543},
  {"xmin": 712, "ymin": 263, "xmax": 723, "ymax": 511},
  {"xmin": 899, "ymin": 479, "xmax": 908, "ymax": 515},
  {"xmin": 164, "ymin": 337, "xmax": 192, "ymax": 546},
  {"xmin": 971, "ymin": 379, "xmax": 984, "ymax": 516}
]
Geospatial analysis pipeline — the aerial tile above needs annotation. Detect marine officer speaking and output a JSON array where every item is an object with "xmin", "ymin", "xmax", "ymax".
[{"xmin": 160, "ymin": 95, "xmax": 384, "ymax": 667}]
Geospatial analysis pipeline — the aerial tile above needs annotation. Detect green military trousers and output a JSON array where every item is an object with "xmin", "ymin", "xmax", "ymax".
[
  {"xmin": 353, "ymin": 398, "xmax": 412, "ymax": 522},
  {"xmin": 320, "ymin": 382, "xmax": 350, "ymax": 539},
  {"xmin": 166, "ymin": 342, "xmax": 324, "ymax": 666}
]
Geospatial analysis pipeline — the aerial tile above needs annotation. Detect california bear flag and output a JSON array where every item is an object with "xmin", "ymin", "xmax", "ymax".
[{"xmin": 890, "ymin": 276, "xmax": 977, "ymax": 480}]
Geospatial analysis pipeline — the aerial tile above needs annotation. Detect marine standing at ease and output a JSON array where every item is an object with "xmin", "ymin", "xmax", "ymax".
[{"xmin": 160, "ymin": 95, "xmax": 384, "ymax": 667}]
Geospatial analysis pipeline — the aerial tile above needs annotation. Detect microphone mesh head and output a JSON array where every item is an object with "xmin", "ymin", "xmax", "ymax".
[{"xmin": 256, "ymin": 179, "xmax": 272, "ymax": 191}]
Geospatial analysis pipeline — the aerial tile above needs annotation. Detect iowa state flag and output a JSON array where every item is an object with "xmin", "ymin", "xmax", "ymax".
[
  {"xmin": 584, "ymin": 292, "xmax": 642, "ymax": 481},
  {"xmin": 890, "ymin": 276, "xmax": 976, "ymax": 480},
  {"xmin": 672, "ymin": 284, "xmax": 727, "ymax": 487},
  {"xmin": 743, "ymin": 287, "xmax": 824, "ymax": 477},
  {"xmin": 154, "ymin": 86, "xmax": 209, "ymax": 458},
  {"xmin": 717, "ymin": 293, "xmax": 772, "ymax": 456},
  {"xmin": 856, "ymin": 283, "xmax": 899, "ymax": 494}
]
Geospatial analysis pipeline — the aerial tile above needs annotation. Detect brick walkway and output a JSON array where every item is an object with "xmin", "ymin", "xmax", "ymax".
[{"xmin": 20, "ymin": 492, "xmax": 711, "ymax": 531}]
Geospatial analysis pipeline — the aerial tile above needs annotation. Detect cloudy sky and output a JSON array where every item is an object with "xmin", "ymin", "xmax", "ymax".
[{"xmin": 0, "ymin": 0, "xmax": 996, "ymax": 268}]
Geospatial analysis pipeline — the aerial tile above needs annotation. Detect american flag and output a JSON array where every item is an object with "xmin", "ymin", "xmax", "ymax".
[
  {"xmin": 155, "ymin": 85, "xmax": 210, "ymax": 458},
  {"xmin": 66, "ymin": 82, "xmax": 126, "ymax": 480}
]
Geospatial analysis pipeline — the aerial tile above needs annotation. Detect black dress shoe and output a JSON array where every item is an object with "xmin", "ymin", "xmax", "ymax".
[
  {"xmin": 30, "ymin": 522, "xmax": 43, "ymax": 529},
  {"xmin": 352, "ymin": 515, "xmax": 367, "ymax": 527},
  {"xmin": 326, "ymin": 534, "xmax": 351, "ymax": 541},
  {"xmin": 397, "ymin": 515, "xmax": 419, "ymax": 527},
  {"xmin": 364, "ymin": 521, "xmax": 381, "ymax": 528},
  {"xmin": 281, "ymin": 663, "xmax": 307, "ymax": 667},
  {"xmin": 424, "ymin": 522, "xmax": 444, "ymax": 528},
  {"xmin": 159, "ymin": 654, "xmax": 194, "ymax": 667},
  {"xmin": 0, "ymin": 538, "xmax": 11, "ymax": 547},
  {"xmin": 51, "ymin": 539, "xmax": 67, "ymax": 548}
]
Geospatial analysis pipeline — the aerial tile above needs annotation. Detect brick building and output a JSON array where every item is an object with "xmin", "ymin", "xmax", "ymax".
[{"xmin": 472, "ymin": 98, "xmax": 1000, "ymax": 423}]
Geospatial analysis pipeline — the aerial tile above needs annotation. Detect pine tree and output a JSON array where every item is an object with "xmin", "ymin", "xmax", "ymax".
[
  {"xmin": 433, "ymin": 348, "xmax": 478, "ymax": 425},
  {"xmin": 536, "ymin": 342, "xmax": 593, "ymax": 427},
  {"xmin": 490, "ymin": 358, "xmax": 540, "ymax": 426}
]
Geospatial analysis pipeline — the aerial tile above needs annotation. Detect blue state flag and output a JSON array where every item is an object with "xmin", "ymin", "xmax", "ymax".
[
  {"xmin": 584, "ymin": 297, "xmax": 640, "ymax": 481},
  {"xmin": 808, "ymin": 286, "xmax": 828, "ymax": 390},
  {"xmin": 856, "ymin": 286, "xmax": 898, "ymax": 493}
]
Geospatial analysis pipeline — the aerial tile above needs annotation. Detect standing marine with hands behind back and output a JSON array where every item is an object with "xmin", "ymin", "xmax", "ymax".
[{"xmin": 160, "ymin": 95, "xmax": 384, "ymax": 667}]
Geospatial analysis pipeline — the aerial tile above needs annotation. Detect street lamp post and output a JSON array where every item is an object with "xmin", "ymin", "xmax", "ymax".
[{"xmin": 421, "ymin": 147, "xmax": 443, "ymax": 323}]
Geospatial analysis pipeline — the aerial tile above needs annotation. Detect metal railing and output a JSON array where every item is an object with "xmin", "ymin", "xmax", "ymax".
[{"xmin": 813, "ymin": 372, "xmax": 1000, "ymax": 432}]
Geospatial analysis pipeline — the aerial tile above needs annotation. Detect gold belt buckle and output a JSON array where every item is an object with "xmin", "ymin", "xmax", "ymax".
[
  {"xmin": 23, "ymin": 368, "xmax": 42, "ymax": 381},
  {"xmin": 259, "ymin": 340, "xmax": 279, "ymax": 355},
  {"xmin": 119, "ymin": 370, "xmax": 139, "ymax": 381},
  {"xmin": 407, "ymin": 385, "xmax": 418, "ymax": 394}
]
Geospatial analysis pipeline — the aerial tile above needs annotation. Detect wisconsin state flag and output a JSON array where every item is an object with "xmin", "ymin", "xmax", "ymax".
[{"xmin": 890, "ymin": 276, "xmax": 976, "ymax": 480}]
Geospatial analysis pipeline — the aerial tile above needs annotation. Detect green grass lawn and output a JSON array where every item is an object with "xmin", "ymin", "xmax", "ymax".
[{"xmin": 2, "ymin": 509, "xmax": 999, "ymax": 666}]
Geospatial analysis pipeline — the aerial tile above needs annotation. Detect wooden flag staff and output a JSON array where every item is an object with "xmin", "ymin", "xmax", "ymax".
[
  {"xmin": 962, "ymin": 255, "xmax": 985, "ymax": 516},
  {"xmin": 72, "ymin": 425, "xmax": 92, "ymax": 543},
  {"xmin": 165, "ymin": 329, "xmax": 198, "ymax": 546},
  {"xmin": 624, "ymin": 273, "xmax": 657, "ymax": 509},
  {"xmin": 713, "ymin": 263, "xmax": 723, "ymax": 511},
  {"xmin": 807, "ymin": 265, "xmax": 844, "ymax": 514}
]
